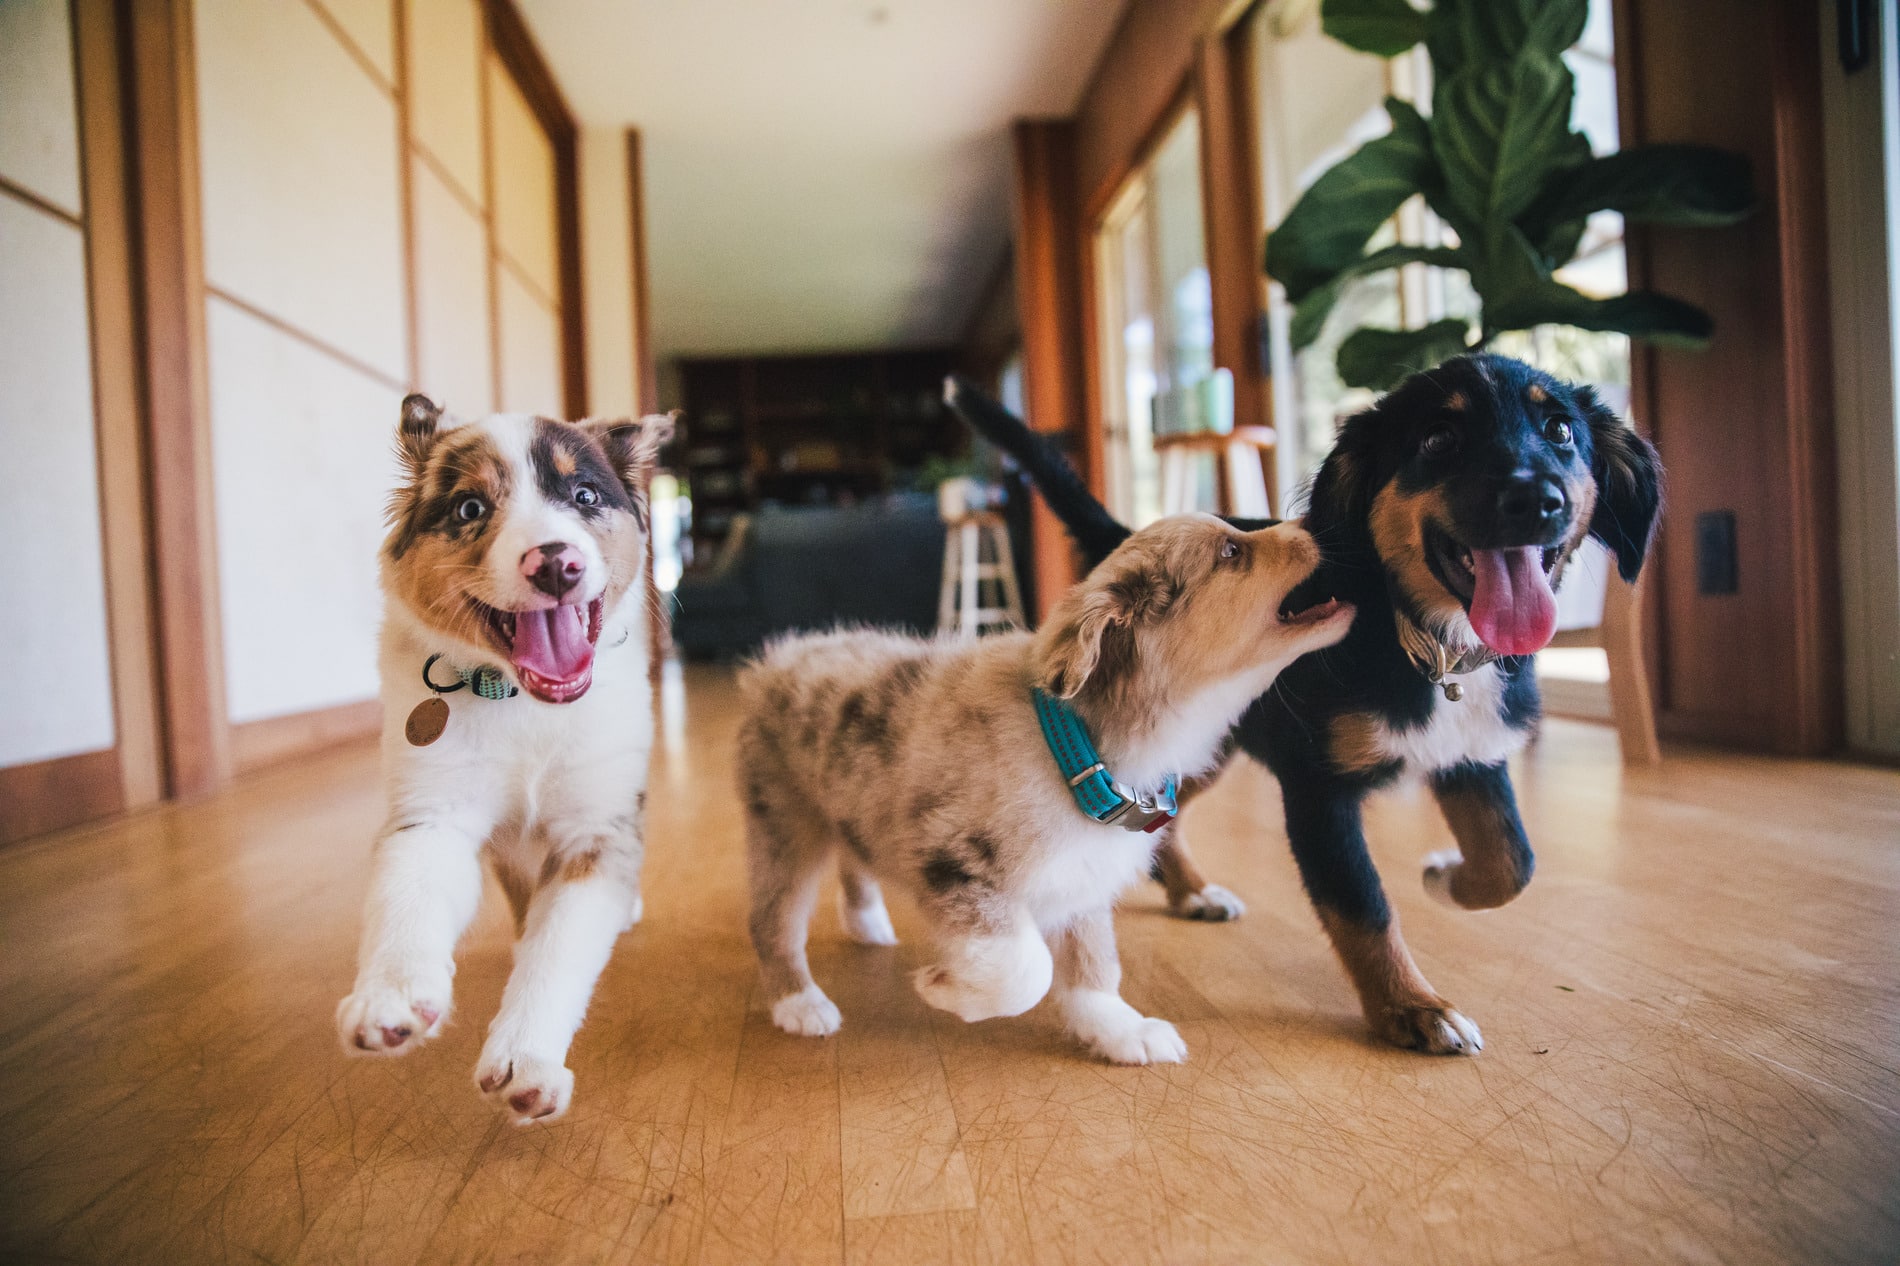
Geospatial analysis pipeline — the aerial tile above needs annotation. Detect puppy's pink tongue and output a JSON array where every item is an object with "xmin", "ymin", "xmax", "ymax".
[
  {"xmin": 1467, "ymin": 547, "xmax": 1557, "ymax": 655},
  {"xmin": 510, "ymin": 605, "xmax": 593, "ymax": 682}
]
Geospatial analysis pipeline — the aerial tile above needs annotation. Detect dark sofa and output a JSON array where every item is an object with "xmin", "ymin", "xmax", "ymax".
[{"xmin": 669, "ymin": 493, "xmax": 947, "ymax": 659}]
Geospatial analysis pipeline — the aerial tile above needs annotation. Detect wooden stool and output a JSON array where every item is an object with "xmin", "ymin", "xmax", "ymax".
[
  {"xmin": 1545, "ymin": 575, "xmax": 1662, "ymax": 765},
  {"xmin": 936, "ymin": 511, "xmax": 1025, "ymax": 639},
  {"xmin": 1153, "ymin": 426, "xmax": 1280, "ymax": 518}
]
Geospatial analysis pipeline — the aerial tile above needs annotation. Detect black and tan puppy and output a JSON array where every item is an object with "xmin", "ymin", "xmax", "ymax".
[{"xmin": 947, "ymin": 354, "xmax": 1662, "ymax": 1054}]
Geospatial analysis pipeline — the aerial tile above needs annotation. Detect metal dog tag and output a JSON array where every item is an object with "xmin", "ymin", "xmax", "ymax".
[{"xmin": 406, "ymin": 697, "xmax": 450, "ymax": 746}]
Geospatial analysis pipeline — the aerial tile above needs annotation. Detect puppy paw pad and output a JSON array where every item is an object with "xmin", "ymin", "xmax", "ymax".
[
  {"xmin": 770, "ymin": 986, "xmax": 842, "ymax": 1037},
  {"xmin": 475, "ymin": 1053, "xmax": 573, "ymax": 1124},
  {"xmin": 336, "ymin": 982, "xmax": 449, "ymax": 1056},
  {"xmin": 1173, "ymin": 884, "xmax": 1247, "ymax": 922}
]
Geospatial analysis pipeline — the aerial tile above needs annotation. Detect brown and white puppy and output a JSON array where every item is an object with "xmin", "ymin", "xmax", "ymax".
[
  {"xmin": 335, "ymin": 395, "xmax": 670, "ymax": 1125},
  {"xmin": 738, "ymin": 515, "xmax": 1352, "ymax": 1064}
]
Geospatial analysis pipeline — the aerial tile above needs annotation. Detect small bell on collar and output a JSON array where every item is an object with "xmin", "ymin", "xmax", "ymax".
[{"xmin": 1442, "ymin": 680, "xmax": 1464, "ymax": 703}]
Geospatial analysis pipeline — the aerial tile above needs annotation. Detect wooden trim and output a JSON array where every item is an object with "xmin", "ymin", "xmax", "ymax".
[
  {"xmin": 1011, "ymin": 120, "xmax": 1088, "ymax": 621},
  {"xmin": 627, "ymin": 128, "xmax": 657, "ymax": 415},
  {"xmin": 231, "ymin": 700, "xmax": 381, "ymax": 775},
  {"xmin": 412, "ymin": 139, "xmax": 485, "ymax": 222},
  {"xmin": 1194, "ymin": 24, "xmax": 1275, "ymax": 510},
  {"xmin": 393, "ymin": 0, "xmax": 420, "ymax": 390},
  {"xmin": 0, "ymin": 749, "xmax": 124, "ymax": 849},
  {"xmin": 479, "ymin": 41, "xmax": 503, "ymax": 411},
  {"xmin": 126, "ymin": 0, "xmax": 233, "ymax": 796},
  {"xmin": 0, "ymin": 173, "xmax": 82, "ymax": 227},
  {"xmin": 1766, "ymin": 0, "xmax": 1843, "ymax": 753},
  {"xmin": 483, "ymin": 0, "xmax": 586, "ymax": 417},
  {"xmin": 205, "ymin": 284, "xmax": 409, "ymax": 392},
  {"xmin": 299, "ymin": 0, "xmax": 397, "ymax": 97},
  {"xmin": 74, "ymin": 0, "xmax": 164, "ymax": 811}
]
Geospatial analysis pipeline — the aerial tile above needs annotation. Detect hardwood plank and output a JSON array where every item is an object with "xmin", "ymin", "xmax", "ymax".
[
  {"xmin": 0, "ymin": 748, "xmax": 122, "ymax": 847},
  {"xmin": 0, "ymin": 668, "xmax": 1896, "ymax": 1264}
]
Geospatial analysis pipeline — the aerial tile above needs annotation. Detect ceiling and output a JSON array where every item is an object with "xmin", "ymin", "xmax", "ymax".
[{"xmin": 518, "ymin": 0, "xmax": 1126, "ymax": 362}]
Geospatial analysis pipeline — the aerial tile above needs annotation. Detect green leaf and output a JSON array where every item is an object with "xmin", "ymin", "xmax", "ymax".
[
  {"xmin": 1520, "ymin": 144, "xmax": 1756, "ymax": 246},
  {"xmin": 1265, "ymin": 98, "xmax": 1436, "ymax": 302},
  {"xmin": 1322, "ymin": 0, "xmax": 1428, "ymax": 58},
  {"xmin": 1492, "ymin": 287, "xmax": 1715, "ymax": 347},
  {"xmin": 1289, "ymin": 244, "xmax": 1467, "ymax": 350},
  {"xmin": 1336, "ymin": 319, "xmax": 1474, "ymax": 390},
  {"xmin": 1427, "ymin": 0, "xmax": 1588, "ymax": 76},
  {"xmin": 1526, "ymin": 131, "xmax": 1596, "ymax": 266},
  {"xmin": 1433, "ymin": 52, "xmax": 1575, "ymax": 231}
]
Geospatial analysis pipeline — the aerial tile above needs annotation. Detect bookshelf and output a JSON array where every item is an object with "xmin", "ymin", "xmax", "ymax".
[{"xmin": 674, "ymin": 348, "xmax": 964, "ymax": 563}]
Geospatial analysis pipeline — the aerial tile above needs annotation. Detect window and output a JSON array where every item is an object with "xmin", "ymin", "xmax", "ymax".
[{"xmin": 1094, "ymin": 109, "xmax": 1215, "ymax": 528}]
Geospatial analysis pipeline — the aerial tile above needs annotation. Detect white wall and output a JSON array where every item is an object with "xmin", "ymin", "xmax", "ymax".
[
  {"xmin": 0, "ymin": 0, "xmax": 119, "ymax": 769},
  {"xmin": 195, "ymin": 0, "xmax": 407, "ymax": 722}
]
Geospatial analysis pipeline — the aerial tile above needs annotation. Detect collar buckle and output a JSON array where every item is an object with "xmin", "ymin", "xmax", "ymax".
[{"xmin": 1104, "ymin": 779, "xmax": 1178, "ymax": 833}]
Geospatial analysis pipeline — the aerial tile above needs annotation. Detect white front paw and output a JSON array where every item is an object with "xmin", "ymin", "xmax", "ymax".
[
  {"xmin": 623, "ymin": 892, "xmax": 645, "ymax": 930},
  {"xmin": 474, "ymin": 1048, "xmax": 575, "ymax": 1124},
  {"xmin": 770, "ymin": 985, "xmax": 842, "ymax": 1036},
  {"xmin": 336, "ymin": 977, "xmax": 449, "ymax": 1056},
  {"xmin": 1173, "ymin": 883, "xmax": 1247, "ymax": 921},
  {"xmin": 1084, "ymin": 1015, "xmax": 1188, "ymax": 1065},
  {"xmin": 839, "ymin": 892, "xmax": 899, "ymax": 946}
]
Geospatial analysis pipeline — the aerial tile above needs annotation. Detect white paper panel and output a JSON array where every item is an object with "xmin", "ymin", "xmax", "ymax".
[
  {"xmin": 580, "ymin": 126, "xmax": 636, "ymax": 418},
  {"xmin": 314, "ymin": 0, "xmax": 394, "ymax": 83},
  {"xmin": 0, "ymin": 0, "xmax": 83, "ymax": 218},
  {"xmin": 413, "ymin": 158, "xmax": 493, "ymax": 417},
  {"xmin": 195, "ymin": 0, "xmax": 407, "ymax": 381},
  {"xmin": 207, "ymin": 297, "xmax": 402, "ymax": 723},
  {"xmin": 0, "ymin": 198, "xmax": 116, "ymax": 766},
  {"xmin": 488, "ymin": 56, "xmax": 559, "ymax": 299},
  {"xmin": 407, "ymin": 0, "xmax": 485, "ymax": 205},
  {"xmin": 497, "ymin": 265, "xmax": 562, "ymax": 416}
]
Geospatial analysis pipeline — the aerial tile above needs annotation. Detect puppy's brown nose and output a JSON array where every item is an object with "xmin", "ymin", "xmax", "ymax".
[{"xmin": 521, "ymin": 542, "xmax": 584, "ymax": 598}]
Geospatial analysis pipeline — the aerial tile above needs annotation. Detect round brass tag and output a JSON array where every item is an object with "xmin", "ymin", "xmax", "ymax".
[{"xmin": 406, "ymin": 697, "xmax": 450, "ymax": 746}]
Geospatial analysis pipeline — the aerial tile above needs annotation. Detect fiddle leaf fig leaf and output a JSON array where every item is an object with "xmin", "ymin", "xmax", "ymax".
[
  {"xmin": 1336, "ymin": 319, "xmax": 1475, "ymax": 390},
  {"xmin": 1322, "ymin": 0, "xmax": 1429, "ymax": 58},
  {"xmin": 1520, "ymin": 144, "xmax": 1756, "ymax": 244},
  {"xmin": 1427, "ymin": 0, "xmax": 1588, "ymax": 75},
  {"xmin": 1433, "ymin": 51, "xmax": 1575, "ymax": 230},
  {"xmin": 1289, "ymin": 244, "xmax": 1467, "ymax": 350},
  {"xmin": 1265, "ymin": 98, "xmax": 1437, "ymax": 301}
]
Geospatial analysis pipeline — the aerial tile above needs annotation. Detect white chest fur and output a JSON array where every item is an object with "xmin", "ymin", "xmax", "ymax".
[{"xmin": 1371, "ymin": 663, "xmax": 1530, "ymax": 775}]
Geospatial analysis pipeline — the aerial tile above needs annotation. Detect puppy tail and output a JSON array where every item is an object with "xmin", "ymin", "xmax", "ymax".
[{"xmin": 944, "ymin": 375, "xmax": 1130, "ymax": 570}]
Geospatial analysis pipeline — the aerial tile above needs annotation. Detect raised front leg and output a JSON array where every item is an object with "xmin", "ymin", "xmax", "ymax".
[
  {"xmin": 1282, "ymin": 780, "xmax": 1482, "ymax": 1055},
  {"xmin": 336, "ymin": 818, "xmax": 487, "ymax": 1056},
  {"xmin": 475, "ymin": 826, "xmax": 642, "ymax": 1125},
  {"xmin": 1051, "ymin": 907, "xmax": 1186, "ymax": 1065},
  {"xmin": 1423, "ymin": 760, "xmax": 1534, "ymax": 910}
]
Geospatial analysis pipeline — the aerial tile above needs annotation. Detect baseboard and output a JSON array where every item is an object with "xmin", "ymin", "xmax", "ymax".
[
  {"xmin": 231, "ymin": 699, "xmax": 381, "ymax": 774},
  {"xmin": 0, "ymin": 748, "xmax": 125, "ymax": 847}
]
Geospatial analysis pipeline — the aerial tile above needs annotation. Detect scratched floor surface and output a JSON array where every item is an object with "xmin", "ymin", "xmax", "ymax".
[{"xmin": 2, "ymin": 663, "xmax": 1897, "ymax": 1264}]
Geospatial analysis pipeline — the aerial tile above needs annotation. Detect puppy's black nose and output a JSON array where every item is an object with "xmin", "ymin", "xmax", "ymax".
[
  {"xmin": 1496, "ymin": 477, "xmax": 1566, "ymax": 529},
  {"xmin": 522, "ymin": 541, "xmax": 584, "ymax": 598}
]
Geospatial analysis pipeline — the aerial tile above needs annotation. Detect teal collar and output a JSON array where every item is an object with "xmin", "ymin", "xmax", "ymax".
[{"xmin": 1032, "ymin": 687, "xmax": 1178, "ymax": 833}]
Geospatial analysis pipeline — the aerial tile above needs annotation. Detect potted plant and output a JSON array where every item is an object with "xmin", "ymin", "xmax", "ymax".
[{"xmin": 1266, "ymin": 0, "xmax": 1755, "ymax": 390}]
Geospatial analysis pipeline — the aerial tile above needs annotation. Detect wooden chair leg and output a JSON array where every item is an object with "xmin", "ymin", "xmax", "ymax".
[{"xmin": 1601, "ymin": 574, "xmax": 1662, "ymax": 765}]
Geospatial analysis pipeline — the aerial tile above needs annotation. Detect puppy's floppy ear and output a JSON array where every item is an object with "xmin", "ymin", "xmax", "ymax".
[
  {"xmin": 1033, "ymin": 553, "xmax": 1166, "ymax": 698},
  {"xmin": 1304, "ymin": 409, "xmax": 1381, "ymax": 537},
  {"xmin": 584, "ymin": 411, "xmax": 677, "ymax": 496},
  {"xmin": 1578, "ymin": 388, "xmax": 1664, "ymax": 582},
  {"xmin": 397, "ymin": 394, "xmax": 442, "ymax": 476}
]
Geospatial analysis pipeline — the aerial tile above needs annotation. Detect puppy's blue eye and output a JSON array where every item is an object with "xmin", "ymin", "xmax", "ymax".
[
  {"xmin": 575, "ymin": 484, "xmax": 600, "ymax": 507},
  {"xmin": 454, "ymin": 495, "xmax": 487, "ymax": 522},
  {"xmin": 1421, "ymin": 428, "xmax": 1458, "ymax": 459},
  {"xmin": 1544, "ymin": 418, "xmax": 1574, "ymax": 446}
]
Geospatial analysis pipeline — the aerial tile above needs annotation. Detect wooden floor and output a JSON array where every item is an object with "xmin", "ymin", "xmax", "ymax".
[{"xmin": 2, "ymin": 664, "xmax": 1897, "ymax": 1264}]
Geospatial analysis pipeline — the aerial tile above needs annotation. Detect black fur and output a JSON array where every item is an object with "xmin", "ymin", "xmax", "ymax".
[{"xmin": 946, "ymin": 356, "xmax": 1661, "ymax": 960}]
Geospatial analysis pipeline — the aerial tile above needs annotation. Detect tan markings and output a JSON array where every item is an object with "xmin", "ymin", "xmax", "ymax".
[
  {"xmin": 557, "ymin": 849, "xmax": 602, "ymax": 885},
  {"xmin": 552, "ymin": 445, "xmax": 577, "ymax": 476},
  {"xmin": 1368, "ymin": 483, "xmax": 1462, "ymax": 626},
  {"xmin": 494, "ymin": 862, "xmax": 534, "ymax": 935},
  {"xmin": 1431, "ymin": 786, "xmax": 1530, "ymax": 909},
  {"xmin": 1445, "ymin": 391, "xmax": 1467, "ymax": 411},
  {"xmin": 1317, "ymin": 909, "xmax": 1454, "ymax": 1047},
  {"xmin": 1527, "ymin": 383, "xmax": 1548, "ymax": 404},
  {"xmin": 1328, "ymin": 711, "xmax": 1390, "ymax": 775}
]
